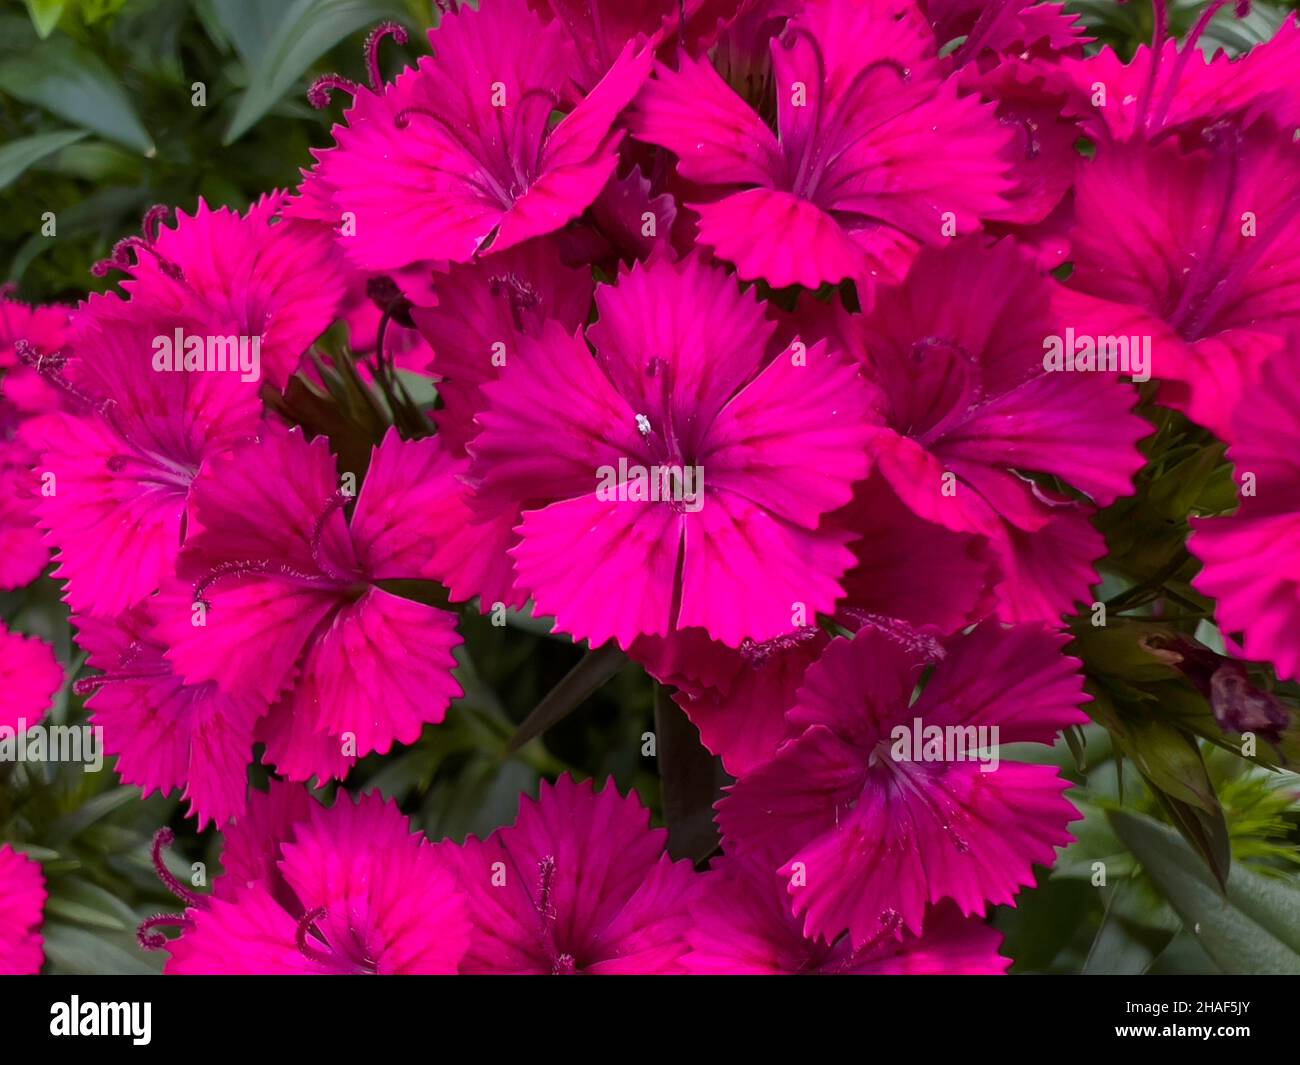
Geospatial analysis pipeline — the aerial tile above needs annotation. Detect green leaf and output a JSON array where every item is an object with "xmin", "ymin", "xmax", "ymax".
[
  {"xmin": 1122, "ymin": 718, "xmax": 1218, "ymax": 813},
  {"xmin": 654, "ymin": 684, "xmax": 726, "ymax": 862},
  {"xmin": 43, "ymin": 923, "xmax": 159, "ymax": 975},
  {"xmin": 0, "ymin": 38, "xmax": 153, "ymax": 153},
  {"xmin": 0, "ymin": 129, "xmax": 87, "ymax": 191},
  {"xmin": 421, "ymin": 756, "xmax": 537, "ymax": 843},
  {"xmin": 205, "ymin": 0, "xmax": 286, "ymax": 65},
  {"xmin": 44, "ymin": 877, "xmax": 141, "ymax": 931},
  {"xmin": 1110, "ymin": 810, "xmax": 1300, "ymax": 974},
  {"xmin": 45, "ymin": 786, "xmax": 141, "ymax": 846},
  {"xmin": 223, "ymin": 0, "xmax": 407, "ymax": 144},
  {"xmin": 23, "ymin": 0, "xmax": 65, "ymax": 38},
  {"xmin": 508, "ymin": 643, "xmax": 627, "ymax": 752}
]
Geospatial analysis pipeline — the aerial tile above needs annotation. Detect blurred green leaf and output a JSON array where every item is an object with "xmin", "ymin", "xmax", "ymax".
[
  {"xmin": 43, "ymin": 923, "xmax": 159, "ymax": 975},
  {"xmin": 0, "ymin": 37, "xmax": 153, "ymax": 153},
  {"xmin": 1111, "ymin": 810, "xmax": 1300, "ymax": 974},
  {"xmin": 223, "ymin": 0, "xmax": 407, "ymax": 144},
  {"xmin": 23, "ymin": 0, "xmax": 65, "ymax": 38},
  {"xmin": 0, "ymin": 129, "xmax": 87, "ymax": 192}
]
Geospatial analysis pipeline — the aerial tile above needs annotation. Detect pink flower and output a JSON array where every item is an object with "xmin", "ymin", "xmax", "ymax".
[
  {"xmin": 0, "ymin": 623, "xmax": 62, "ymax": 732},
  {"xmin": 920, "ymin": 0, "xmax": 1087, "ymax": 65},
  {"xmin": 1061, "ymin": 15, "xmax": 1300, "ymax": 143},
  {"xmin": 312, "ymin": 0, "xmax": 652, "ymax": 272},
  {"xmin": 0, "ymin": 439, "xmax": 47, "ymax": 591},
  {"xmin": 631, "ymin": 0, "xmax": 1014, "ymax": 293},
  {"xmin": 717, "ymin": 621, "xmax": 1088, "ymax": 946},
  {"xmin": 1, "ymin": 294, "xmax": 69, "ymax": 416},
  {"xmin": 635, "ymin": 625, "xmax": 828, "ymax": 777},
  {"xmin": 90, "ymin": 197, "xmax": 347, "ymax": 390},
  {"xmin": 1062, "ymin": 118, "xmax": 1300, "ymax": 439},
  {"xmin": 443, "ymin": 775, "xmax": 701, "ymax": 973},
  {"xmin": 159, "ymin": 788, "xmax": 468, "ymax": 974},
  {"xmin": 411, "ymin": 236, "xmax": 594, "ymax": 455},
  {"xmin": 687, "ymin": 854, "xmax": 1010, "ymax": 974},
  {"xmin": 155, "ymin": 424, "xmax": 463, "ymax": 784},
  {"xmin": 958, "ymin": 58, "xmax": 1085, "ymax": 268},
  {"xmin": 74, "ymin": 606, "xmax": 267, "ymax": 829},
  {"xmin": 0, "ymin": 296, "xmax": 69, "ymax": 588},
  {"xmin": 1191, "ymin": 346, "xmax": 1300, "ymax": 681},
  {"xmin": 469, "ymin": 252, "xmax": 875, "ymax": 649},
  {"xmin": 0, "ymin": 845, "xmax": 45, "ymax": 974},
  {"xmin": 24, "ymin": 295, "xmax": 262, "ymax": 615},
  {"xmin": 528, "ymin": 0, "xmax": 734, "ymax": 94},
  {"xmin": 816, "ymin": 237, "xmax": 1148, "ymax": 622},
  {"xmin": 633, "ymin": 473, "xmax": 993, "ymax": 776}
]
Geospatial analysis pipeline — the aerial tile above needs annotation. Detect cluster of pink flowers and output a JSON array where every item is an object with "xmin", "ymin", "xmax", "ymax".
[{"xmin": 2, "ymin": 0, "xmax": 1297, "ymax": 974}]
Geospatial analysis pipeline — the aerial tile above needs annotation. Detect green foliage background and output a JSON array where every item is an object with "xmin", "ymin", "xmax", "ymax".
[{"xmin": 2, "ymin": 0, "xmax": 1300, "ymax": 974}]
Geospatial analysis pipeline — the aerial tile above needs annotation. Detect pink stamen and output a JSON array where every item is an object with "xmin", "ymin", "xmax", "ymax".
[
  {"xmin": 192, "ymin": 559, "xmax": 337, "ymax": 607},
  {"xmin": 151, "ymin": 828, "xmax": 206, "ymax": 908},
  {"xmin": 137, "ymin": 913, "xmax": 191, "ymax": 952},
  {"xmin": 308, "ymin": 74, "xmax": 362, "ymax": 110},
  {"xmin": 295, "ymin": 907, "xmax": 337, "ymax": 966},
  {"xmin": 73, "ymin": 671, "xmax": 161, "ymax": 696},
  {"xmin": 739, "ymin": 627, "xmax": 820, "ymax": 668},
  {"xmin": 141, "ymin": 204, "xmax": 172, "ymax": 244},
  {"xmin": 309, "ymin": 492, "xmax": 358, "ymax": 583},
  {"xmin": 14, "ymin": 339, "xmax": 98, "ymax": 411},
  {"xmin": 364, "ymin": 21, "xmax": 409, "ymax": 92},
  {"xmin": 91, "ymin": 236, "xmax": 183, "ymax": 281}
]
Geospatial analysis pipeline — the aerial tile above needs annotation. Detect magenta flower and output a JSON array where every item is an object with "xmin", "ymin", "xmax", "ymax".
[
  {"xmin": 687, "ymin": 854, "xmax": 1010, "ymax": 974},
  {"xmin": 443, "ymin": 775, "xmax": 700, "ymax": 974},
  {"xmin": 1061, "ymin": 14, "xmax": 1300, "ymax": 143},
  {"xmin": 0, "ymin": 439, "xmax": 47, "ymax": 591},
  {"xmin": 634, "ymin": 625, "xmax": 829, "ymax": 777},
  {"xmin": 74, "ymin": 607, "xmax": 267, "ymax": 829},
  {"xmin": 957, "ymin": 58, "xmax": 1085, "ymax": 270},
  {"xmin": 528, "ymin": 0, "xmax": 735, "ymax": 94},
  {"xmin": 411, "ymin": 236, "xmax": 594, "ymax": 455},
  {"xmin": 0, "ymin": 623, "xmax": 62, "ymax": 732},
  {"xmin": 816, "ymin": 237, "xmax": 1148, "ymax": 622},
  {"xmin": 312, "ymin": 0, "xmax": 652, "ymax": 272},
  {"xmin": 0, "ymin": 296, "xmax": 69, "ymax": 588},
  {"xmin": 1191, "ymin": 348, "xmax": 1300, "ymax": 681},
  {"xmin": 1062, "ymin": 117, "xmax": 1300, "ymax": 439},
  {"xmin": 24, "ymin": 296, "xmax": 262, "ymax": 615},
  {"xmin": 1, "ymin": 294, "xmax": 69, "ymax": 416},
  {"xmin": 154, "ymin": 425, "xmax": 463, "ymax": 784},
  {"xmin": 633, "ymin": 474, "xmax": 992, "ymax": 777},
  {"xmin": 0, "ymin": 845, "xmax": 45, "ymax": 975},
  {"xmin": 90, "ymin": 196, "xmax": 347, "ymax": 390},
  {"xmin": 469, "ymin": 252, "xmax": 875, "ymax": 649},
  {"xmin": 717, "ymin": 622, "xmax": 1088, "ymax": 946},
  {"xmin": 160, "ymin": 789, "xmax": 468, "ymax": 974},
  {"xmin": 919, "ymin": 0, "xmax": 1087, "ymax": 65},
  {"xmin": 631, "ymin": 0, "xmax": 1014, "ymax": 293}
]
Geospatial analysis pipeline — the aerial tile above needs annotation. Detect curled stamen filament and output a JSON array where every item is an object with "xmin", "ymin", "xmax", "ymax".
[
  {"xmin": 310, "ymin": 492, "xmax": 358, "ymax": 583},
  {"xmin": 295, "ymin": 907, "xmax": 336, "ymax": 966},
  {"xmin": 138, "ymin": 913, "xmax": 191, "ymax": 952},
  {"xmin": 308, "ymin": 74, "xmax": 362, "ymax": 110},
  {"xmin": 365, "ymin": 21, "xmax": 409, "ymax": 92},
  {"xmin": 152, "ymin": 828, "xmax": 206, "ymax": 908},
  {"xmin": 141, "ymin": 204, "xmax": 172, "ymax": 244},
  {"xmin": 192, "ymin": 559, "xmax": 336, "ymax": 607},
  {"xmin": 91, "ymin": 236, "xmax": 183, "ymax": 281}
]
